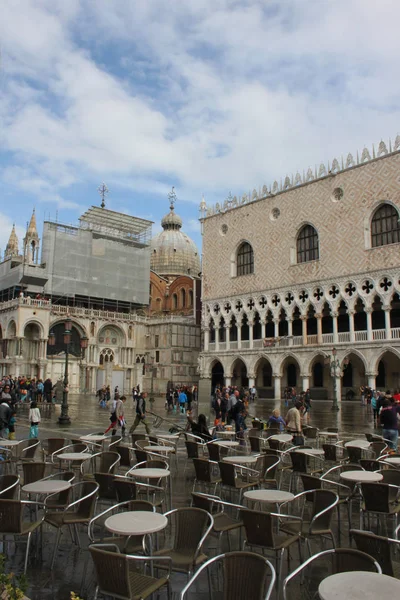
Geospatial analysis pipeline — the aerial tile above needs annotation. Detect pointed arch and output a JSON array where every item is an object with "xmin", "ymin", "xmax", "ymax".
[{"xmin": 297, "ymin": 224, "xmax": 319, "ymax": 263}]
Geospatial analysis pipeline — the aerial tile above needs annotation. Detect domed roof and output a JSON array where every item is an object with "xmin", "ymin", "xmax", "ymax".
[{"xmin": 150, "ymin": 201, "xmax": 201, "ymax": 277}]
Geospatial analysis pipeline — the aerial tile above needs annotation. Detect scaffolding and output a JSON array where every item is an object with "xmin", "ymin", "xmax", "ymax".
[{"xmin": 79, "ymin": 206, "xmax": 153, "ymax": 245}]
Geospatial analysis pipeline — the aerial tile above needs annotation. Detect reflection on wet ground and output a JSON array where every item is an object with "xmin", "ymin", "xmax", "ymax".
[{"xmin": 8, "ymin": 394, "xmax": 383, "ymax": 599}]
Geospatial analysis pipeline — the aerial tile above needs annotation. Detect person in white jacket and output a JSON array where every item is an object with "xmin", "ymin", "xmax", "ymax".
[{"xmin": 29, "ymin": 401, "xmax": 41, "ymax": 439}]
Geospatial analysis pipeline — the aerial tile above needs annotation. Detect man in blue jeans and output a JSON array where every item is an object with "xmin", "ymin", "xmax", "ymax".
[{"xmin": 380, "ymin": 396, "xmax": 400, "ymax": 451}]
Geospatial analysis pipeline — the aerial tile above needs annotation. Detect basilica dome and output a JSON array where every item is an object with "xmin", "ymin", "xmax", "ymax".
[{"xmin": 150, "ymin": 202, "xmax": 201, "ymax": 277}]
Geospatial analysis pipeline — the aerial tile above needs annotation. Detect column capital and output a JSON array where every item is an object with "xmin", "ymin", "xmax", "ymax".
[
  {"xmin": 382, "ymin": 305, "xmax": 391, "ymax": 312},
  {"xmin": 273, "ymin": 373, "xmax": 281, "ymax": 379}
]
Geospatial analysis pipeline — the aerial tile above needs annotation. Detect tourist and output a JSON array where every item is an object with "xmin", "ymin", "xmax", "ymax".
[
  {"xmin": 235, "ymin": 406, "xmax": 248, "ymax": 442},
  {"xmin": 250, "ymin": 385, "xmax": 256, "ymax": 402},
  {"xmin": 28, "ymin": 401, "xmax": 41, "ymax": 439},
  {"xmin": 43, "ymin": 378, "xmax": 53, "ymax": 403},
  {"xmin": 379, "ymin": 394, "xmax": 400, "ymax": 451},
  {"xmin": 8, "ymin": 409, "xmax": 16, "ymax": 440},
  {"xmin": 285, "ymin": 401, "xmax": 304, "ymax": 445},
  {"xmin": 129, "ymin": 391, "xmax": 151, "ymax": 435},
  {"xmin": 178, "ymin": 388, "xmax": 187, "ymax": 414},
  {"xmin": 303, "ymin": 389, "xmax": 312, "ymax": 424},
  {"xmin": 227, "ymin": 389, "xmax": 239, "ymax": 424},
  {"xmin": 115, "ymin": 395, "xmax": 127, "ymax": 437},
  {"xmin": 267, "ymin": 408, "xmax": 286, "ymax": 432},
  {"xmin": 187, "ymin": 413, "xmax": 211, "ymax": 442},
  {"xmin": 0, "ymin": 397, "xmax": 11, "ymax": 439},
  {"xmin": 36, "ymin": 379, "xmax": 44, "ymax": 402}
]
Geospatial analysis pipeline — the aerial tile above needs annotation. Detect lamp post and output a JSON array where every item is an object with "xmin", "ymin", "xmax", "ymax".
[
  {"xmin": 48, "ymin": 317, "xmax": 88, "ymax": 425},
  {"xmin": 145, "ymin": 353, "xmax": 155, "ymax": 406},
  {"xmin": 325, "ymin": 348, "xmax": 349, "ymax": 412}
]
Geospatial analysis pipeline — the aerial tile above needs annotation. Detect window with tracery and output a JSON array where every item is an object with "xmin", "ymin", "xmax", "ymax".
[
  {"xmin": 371, "ymin": 203, "xmax": 400, "ymax": 247},
  {"xmin": 237, "ymin": 242, "xmax": 254, "ymax": 276},
  {"xmin": 297, "ymin": 225, "xmax": 319, "ymax": 263}
]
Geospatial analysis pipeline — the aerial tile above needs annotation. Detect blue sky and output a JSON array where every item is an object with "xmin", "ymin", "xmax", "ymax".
[{"xmin": 0, "ymin": 1, "xmax": 399, "ymax": 255}]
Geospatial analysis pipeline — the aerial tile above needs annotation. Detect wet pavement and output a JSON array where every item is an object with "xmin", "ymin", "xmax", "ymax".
[{"xmin": 6, "ymin": 394, "xmax": 388, "ymax": 599}]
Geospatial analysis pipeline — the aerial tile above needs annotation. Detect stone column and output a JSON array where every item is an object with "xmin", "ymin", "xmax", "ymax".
[
  {"xmin": 273, "ymin": 318, "xmax": 279, "ymax": 338},
  {"xmin": 366, "ymin": 308, "xmax": 373, "ymax": 342},
  {"xmin": 248, "ymin": 321, "xmax": 254, "ymax": 349},
  {"xmin": 316, "ymin": 314, "xmax": 322, "ymax": 345},
  {"xmin": 301, "ymin": 317, "xmax": 307, "ymax": 345},
  {"xmin": 237, "ymin": 323, "xmax": 242, "ymax": 349},
  {"xmin": 225, "ymin": 325, "xmax": 230, "ymax": 351},
  {"xmin": 383, "ymin": 307, "xmax": 391, "ymax": 340},
  {"xmin": 302, "ymin": 374, "xmax": 310, "ymax": 391},
  {"xmin": 215, "ymin": 325, "xmax": 220, "ymax": 352},
  {"xmin": 248, "ymin": 375, "xmax": 255, "ymax": 388},
  {"xmin": 367, "ymin": 373, "xmax": 376, "ymax": 390},
  {"xmin": 335, "ymin": 375, "xmax": 342, "ymax": 403},
  {"xmin": 332, "ymin": 312, "xmax": 338, "ymax": 344},
  {"xmin": 273, "ymin": 375, "xmax": 281, "ymax": 400},
  {"xmin": 198, "ymin": 378, "xmax": 212, "ymax": 420},
  {"xmin": 287, "ymin": 318, "xmax": 293, "ymax": 346},
  {"xmin": 203, "ymin": 328, "xmax": 209, "ymax": 352},
  {"xmin": 225, "ymin": 376, "xmax": 232, "ymax": 387},
  {"xmin": 348, "ymin": 310, "xmax": 355, "ymax": 343}
]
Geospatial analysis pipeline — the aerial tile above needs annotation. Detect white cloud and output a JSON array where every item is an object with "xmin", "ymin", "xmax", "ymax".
[{"xmin": 0, "ymin": 0, "xmax": 399, "ymax": 215}]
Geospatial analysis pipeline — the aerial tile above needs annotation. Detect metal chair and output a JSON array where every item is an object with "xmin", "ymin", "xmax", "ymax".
[
  {"xmin": 80, "ymin": 451, "xmax": 120, "ymax": 480},
  {"xmin": 191, "ymin": 492, "xmax": 243, "ymax": 552},
  {"xmin": 115, "ymin": 476, "xmax": 166, "ymax": 510},
  {"xmin": 21, "ymin": 461, "xmax": 46, "ymax": 485},
  {"xmin": 282, "ymin": 548, "xmax": 381, "ymax": 600},
  {"xmin": 240, "ymin": 508, "xmax": 302, "ymax": 590},
  {"xmin": 250, "ymin": 454, "xmax": 280, "ymax": 489},
  {"xmin": 42, "ymin": 438, "xmax": 66, "ymax": 462},
  {"xmin": 45, "ymin": 480, "xmax": 99, "ymax": 568},
  {"xmin": 89, "ymin": 543, "xmax": 172, "ymax": 600},
  {"xmin": 41, "ymin": 471, "xmax": 75, "ymax": 510},
  {"xmin": 288, "ymin": 450, "xmax": 324, "ymax": 492},
  {"xmin": 0, "ymin": 474, "xmax": 20, "ymax": 499},
  {"xmin": 360, "ymin": 482, "xmax": 400, "ymax": 536},
  {"xmin": 180, "ymin": 551, "xmax": 276, "ymax": 600},
  {"xmin": 192, "ymin": 458, "xmax": 221, "ymax": 494},
  {"xmin": 218, "ymin": 461, "xmax": 258, "ymax": 503},
  {"xmin": 153, "ymin": 507, "xmax": 213, "ymax": 576},
  {"xmin": 19, "ymin": 438, "xmax": 40, "ymax": 462},
  {"xmin": 115, "ymin": 445, "xmax": 134, "ymax": 471},
  {"xmin": 360, "ymin": 459, "xmax": 381, "ymax": 472},
  {"xmin": 207, "ymin": 441, "xmax": 228, "ymax": 462},
  {"xmin": 0, "ymin": 498, "xmax": 44, "ymax": 573},
  {"xmin": 351, "ymin": 527, "xmax": 400, "ymax": 577}
]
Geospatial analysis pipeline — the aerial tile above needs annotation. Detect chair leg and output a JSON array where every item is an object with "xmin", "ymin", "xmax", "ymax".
[
  {"xmin": 51, "ymin": 528, "xmax": 62, "ymax": 569},
  {"xmin": 24, "ymin": 532, "xmax": 32, "ymax": 575}
]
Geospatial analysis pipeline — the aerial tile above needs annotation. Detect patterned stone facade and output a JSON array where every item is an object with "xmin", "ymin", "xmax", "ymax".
[{"xmin": 198, "ymin": 140, "xmax": 400, "ymax": 409}]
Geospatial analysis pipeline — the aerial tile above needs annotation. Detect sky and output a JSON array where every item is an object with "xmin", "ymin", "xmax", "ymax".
[{"xmin": 0, "ymin": 1, "xmax": 399, "ymax": 255}]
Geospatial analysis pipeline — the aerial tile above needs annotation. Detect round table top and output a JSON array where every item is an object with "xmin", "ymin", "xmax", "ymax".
[
  {"xmin": 318, "ymin": 571, "xmax": 400, "ymax": 600},
  {"xmin": 58, "ymin": 452, "xmax": 91, "ymax": 461},
  {"xmin": 345, "ymin": 439, "xmax": 370, "ymax": 449},
  {"xmin": 319, "ymin": 431, "xmax": 339, "ymax": 437},
  {"xmin": 80, "ymin": 434, "xmax": 108, "ymax": 442},
  {"xmin": 382, "ymin": 456, "xmax": 400, "ymax": 465},
  {"xmin": 269, "ymin": 434, "xmax": 292, "ymax": 442},
  {"xmin": 105, "ymin": 511, "xmax": 168, "ymax": 536},
  {"xmin": 213, "ymin": 440, "xmax": 239, "ymax": 447},
  {"xmin": 129, "ymin": 468, "xmax": 170, "ymax": 478},
  {"xmin": 340, "ymin": 470, "xmax": 383, "ymax": 483},
  {"xmin": 0, "ymin": 439, "xmax": 21, "ymax": 446},
  {"xmin": 294, "ymin": 448, "xmax": 325, "ymax": 456},
  {"xmin": 216, "ymin": 430, "xmax": 236, "ymax": 437},
  {"xmin": 22, "ymin": 480, "xmax": 71, "ymax": 495},
  {"xmin": 244, "ymin": 489, "xmax": 294, "ymax": 503},
  {"xmin": 157, "ymin": 434, "xmax": 179, "ymax": 440},
  {"xmin": 223, "ymin": 455, "xmax": 257, "ymax": 464},
  {"xmin": 144, "ymin": 446, "xmax": 174, "ymax": 453}
]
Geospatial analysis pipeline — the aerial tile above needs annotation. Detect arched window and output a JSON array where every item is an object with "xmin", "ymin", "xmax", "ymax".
[
  {"xmin": 371, "ymin": 203, "xmax": 400, "ymax": 247},
  {"xmin": 181, "ymin": 288, "xmax": 186, "ymax": 308},
  {"xmin": 188, "ymin": 290, "xmax": 193, "ymax": 307},
  {"xmin": 172, "ymin": 294, "xmax": 178, "ymax": 309},
  {"xmin": 237, "ymin": 242, "xmax": 254, "ymax": 276},
  {"xmin": 297, "ymin": 225, "xmax": 319, "ymax": 263}
]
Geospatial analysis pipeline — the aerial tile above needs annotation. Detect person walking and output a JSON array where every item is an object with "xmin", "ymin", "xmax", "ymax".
[
  {"xmin": 129, "ymin": 391, "xmax": 151, "ymax": 435},
  {"xmin": 285, "ymin": 401, "xmax": 304, "ymax": 446},
  {"xmin": 114, "ymin": 395, "xmax": 127, "ymax": 437},
  {"xmin": 178, "ymin": 388, "xmax": 187, "ymax": 414},
  {"xmin": 0, "ymin": 398, "xmax": 11, "ymax": 439},
  {"xmin": 43, "ymin": 378, "xmax": 53, "ymax": 403},
  {"xmin": 380, "ymin": 395, "xmax": 400, "ymax": 451},
  {"xmin": 29, "ymin": 401, "xmax": 41, "ymax": 439}
]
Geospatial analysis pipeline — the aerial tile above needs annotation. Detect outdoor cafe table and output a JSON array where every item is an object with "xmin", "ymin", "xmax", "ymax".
[
  {"xmin": 318, "ymin": 571, "xmax": 400, "ymax": 600},
  {"xmin": 244, "ymin": 489, "xmax": 294, "ymax": 509},
  {"xmin": 105, "ymin": 511, "xmax": 168, "ymax": 562},
  {"xmin": 79, "ymin": 435, "xmax": 108, "ymax": 442},
  {"xmin": 269, "ymin": 434, "xmax": 293, "ymax": 443},
  {"xmin": 222, "ymin": 455, "xmax": 258, "ymax": 465},
  {"xmin": 0, "ymin": 439, "xmax": 21, "ymax": 447},
  {"xmin": 22, "ymin": 479, "xmax": 71, "ymax": 519},
  {"xmin": 294, "ymin": 448, "xmax": 325, "ymax": 456},
  {"xmin": 382, "ymin": 456, "xmax": 400, "ymax": 466},
  {"xmin": 339, "ymin": 470, "xmax": 383, "ymax": 483},
  {"xmin": 144, "ymin": 446, "xmax": 174, "ymax": 454},
  {"xmin": 344, "ymin": 439, "xmax": 370, "ymax": 449},
  {"xmin": 215, "ymin": 430, "xmax": 236, "ymax": 438},
  {"xmin": 57, "ymin": 452, "xmax": 92, "ymax": 468},
  {"xmin": 213, "ymin": 440, "xmax": 239, "ymax": 447},
  {"xmin": 129, "ymin": 467, "xmax": 172, "ymax": 509},
  {"xmin": 156, "ymin": 434, "xmax": 179, "ymax": 441}
]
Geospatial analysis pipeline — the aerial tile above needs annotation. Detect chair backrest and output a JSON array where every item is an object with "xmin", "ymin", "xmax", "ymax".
[
  {"xmin": 326, "ymin": 428, "xmax": 338, "ymax": 433},
  {"xmin": 304, "ymin": 427, "xmax": 318, "ymax": 440},
  {"xmin": 268, "ymin": 439, "xmax": 280, "ymax": 451},
  {"xmin": 359, "ymin": 459, "xmax": 381, "ymax": 472},
  {"xmin": 94, "ymin": 473, "xmax": 117, "ymax": 500},
  {"xmin": 114, "ymin": 478, "xmax": 137, "ymax": 502},
  {"xmin": 222, "ymin": 551, "xmax": 275, "ymax": 600},
  {"xmin": 218, "ymin": 462, "xmax": 237, "ymax": 488},
  {"xmin": 146, "ymin": 459, "xmax": 168, "ymax": 470},
  {"xmin": 309, "ymin": 490, "xmax": 337, "ymax": 533},
  {"xmin": 193, "ymin": 458, "xmax": 212, "ymax": 483},
  {"xmin": 131, "ymin": 433, "xmax": 146, "ymax": 446},
  {"xmin": 290, "ymin": 452, "xmax": 308, "ymax": 473},
  {"xmin": 22, "ymin": 461, "xmax": 46, "ymax": 485},
  {"xmin": 47, "ymin": 438, "xmax": 66, "ymax": 455},
  {"xmin": 168, "ymin": 507, "xmax": 212, "ymax": 558},
  {"xmin": 249, "ymin": 437, "xmax": 261, "ymax": 453},
  {"xmin": 322, "ymin": 444, "xmax": 338, "ymax": 462},
  {"xmin": 248, "ymin": 428, "xmax": 261, "ymax": 438},
  {"xmin": 240, "ymin": 509, "xmax": 275, "ymax": 548},
  {"xmin": 0, "ymin": 475, "xmax": 19, "ymax": 499},
  {"xmin": 116, "ymin": 445, "xmax": 132, "ymax": 467},
  {"xmin": 370, "ymin": 442, "xmax": 387, "ymax": 457},
  {"xmin": 21, "ymin": 439, "xmax": 40, "ymax": 459},
  {"xmin": 89, "ymin": 545, "xmax": 131, "ymax": 598},
  {"xmin": 191, "ymin": 492, "xmax": 214, "ymax": 513},
  {"xmin": 135, "ymin": 449, "xmax": 147, "ymax": 464},
  {"xmin": 351, "ymin": 529, "xmax": 394, "ymax": 576},
  {"xmin": 99, "ymin": 451, "xmax": 120, "ymax": 473},
  {"xmin": 73, "ymin": 481, "xmax": 99, "ymax": 519},
  {"xmin": 60, "ymin": 471, "xmax": 75, "ymax": 483},
  {"xmin": 71, "ymin": 443, "xmax": 88, "ymax": 453},
  {"xmin": 346, "ymin": 446, "xmax": 363, "ymax": 463},
  {"xmin": 135, "ymin": 439, "xmax": 148, "ymax": 451},
  {"xmin": 361, "ymin": 482, "xmax": 390, "ymax": 513},
  {"xmin": 185, "ymin": 441, "xmax": 199, "ymax": 459},
  {"xmin": 0, "ymin": 499, "xmax": 23, "ymax": 533},
  {"xmin": 300, "ymin": 474, "xmax": 322, "ymax": 502},
  {"xmin": 207, "ymin": 443, "xmax": 221, "ymax": 462},
  {"xmin": 379, "ymin": 469, "xmax": 400, "ymax": 486}
]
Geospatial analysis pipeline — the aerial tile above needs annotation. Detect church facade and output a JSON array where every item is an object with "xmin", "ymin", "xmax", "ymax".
[
  {"xmin": 0, "ymin": 196, "xmax": 201, "ymax": 395},
  {"xmin": 198, "ymin": 136, "xmax": 400, "ymax": 409}
]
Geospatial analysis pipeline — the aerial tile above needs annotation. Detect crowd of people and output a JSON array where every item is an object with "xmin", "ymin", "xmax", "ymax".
[
  {"xmin": 0, "ymin": 374, "xmax": 42, "ymax": 440},
  {"xmin": 165, "ymin": 386, "xmax": 198, "ymax": 413}
]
